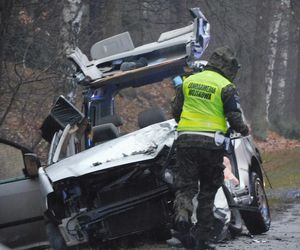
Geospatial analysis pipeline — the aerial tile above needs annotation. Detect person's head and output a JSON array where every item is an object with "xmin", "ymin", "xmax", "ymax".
[{"xmin": 207, "ymin": 46, "xmax": 240, "ymax": 81}]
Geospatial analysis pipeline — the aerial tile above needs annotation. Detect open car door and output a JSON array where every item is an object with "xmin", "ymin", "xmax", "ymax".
[{"xmin": 0, "ymin": 139, "xmax": 48, "ymax": 249}]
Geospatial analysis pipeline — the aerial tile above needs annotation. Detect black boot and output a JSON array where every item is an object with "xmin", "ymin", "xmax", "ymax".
[
  {"xmin": 174, "ymin": 216, "xmax": 196, "ymax": 249},
  {"xmin": 166, "ymin": 233, "xmax": 195, "ymax": 249},
  {"xmin": 194, "ymin": 240, "xmax": 217, "ymax": 250},
  {"xmin": 176, "ymin": 216, "xmax": 190, "ymax": 234}
]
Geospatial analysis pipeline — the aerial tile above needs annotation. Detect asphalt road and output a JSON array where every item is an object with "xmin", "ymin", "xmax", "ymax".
[
  {"xmin": 128, "ymin": 200, "xmax": 300, "ymax": 250},
  {"xmin": 218, "ymin": 201, "xmax": 300, "ymax": 250}
]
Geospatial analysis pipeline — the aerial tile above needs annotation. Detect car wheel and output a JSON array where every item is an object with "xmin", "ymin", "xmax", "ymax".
[{"xmin": 241, "ymin": 172, "xmax": 271, "ymax": 234}]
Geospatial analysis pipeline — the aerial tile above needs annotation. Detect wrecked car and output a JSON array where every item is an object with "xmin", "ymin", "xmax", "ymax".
[{"xmin": 37, "ymin": 7, "xmax": 270, "ymax": 249}]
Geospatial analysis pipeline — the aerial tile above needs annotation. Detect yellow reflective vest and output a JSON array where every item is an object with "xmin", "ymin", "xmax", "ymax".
[{"xmin": 177, "ymin": 70, "xmax": 231, "ymax": 133}]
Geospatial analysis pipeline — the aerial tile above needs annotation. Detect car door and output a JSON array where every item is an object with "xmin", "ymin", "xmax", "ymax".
[{"xmin": 0, "ymin": 140, "xmax": 48, "ymax": 249}]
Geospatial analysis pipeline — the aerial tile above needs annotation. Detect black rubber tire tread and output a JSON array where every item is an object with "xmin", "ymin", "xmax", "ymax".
[{"xmin": 240, "ymin": 172, "xmax": 271, "ymax": 235}]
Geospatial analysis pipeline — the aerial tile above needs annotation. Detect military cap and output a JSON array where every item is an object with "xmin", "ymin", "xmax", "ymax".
[{"xmin": 207, "ymin": 46, "xmax": 240, "ymax": 81}]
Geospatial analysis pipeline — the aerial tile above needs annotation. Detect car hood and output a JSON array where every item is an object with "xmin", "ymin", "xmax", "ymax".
[{"xmin": 44, "ymin": 120, "xmax": 177, "ymax": 182}]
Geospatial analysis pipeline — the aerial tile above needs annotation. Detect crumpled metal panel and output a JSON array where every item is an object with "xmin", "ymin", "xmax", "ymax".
[{"xmin": 44, "ymin": 120, "xmax": 176, "ymax": 182}]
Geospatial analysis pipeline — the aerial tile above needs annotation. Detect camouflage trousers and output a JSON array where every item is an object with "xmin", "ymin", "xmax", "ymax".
[{"xmin": 173, "ymin": 133, "xmax": 225, "ymax": 242}]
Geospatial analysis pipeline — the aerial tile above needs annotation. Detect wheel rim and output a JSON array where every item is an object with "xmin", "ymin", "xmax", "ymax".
[{"xmin": 255, "ymin": 179, "xmax": 270, "ymax": 225}]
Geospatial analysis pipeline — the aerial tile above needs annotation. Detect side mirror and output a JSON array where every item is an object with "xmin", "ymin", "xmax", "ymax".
[{"xmin": 23, "ymin": 153, "xmax": 41, "ymax": 177}]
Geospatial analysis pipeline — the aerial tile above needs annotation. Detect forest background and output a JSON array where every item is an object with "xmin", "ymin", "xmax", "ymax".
[{"xmin": 0, "ymin": 0, "xmax": 299, "ymax": 159}]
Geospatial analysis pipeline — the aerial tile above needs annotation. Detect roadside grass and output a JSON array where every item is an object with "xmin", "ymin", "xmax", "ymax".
[
  {"xmin": 261, "ymin": 147, "xmax": 300, "ymax": 207},
  {"xmin": 262, "ymin": 147, "xmax": 300, "ymax": 189}
]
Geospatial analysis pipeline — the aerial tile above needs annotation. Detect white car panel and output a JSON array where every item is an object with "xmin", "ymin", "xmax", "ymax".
[{"xmin": 44, "ymin": 120, "xmax": 176, "ymax": 182}]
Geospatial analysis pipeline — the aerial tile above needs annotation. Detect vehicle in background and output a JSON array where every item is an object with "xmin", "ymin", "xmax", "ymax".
[{"xmin": 0, "ymin": 139, "xmax": 48, "ymax": 249}]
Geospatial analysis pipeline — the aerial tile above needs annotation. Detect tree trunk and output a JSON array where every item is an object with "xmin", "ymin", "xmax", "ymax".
[
  {"xmin": 61, "ymin": 0, "xmax": 87, "ymax": 52},
  {"xmin": 269, "ymin": 0, "xmax": 300, "ymax": 138},
  {"xmin": 249, "ymin": 0, "xmax": 271, "ymax": 140},
  {"xmin": 265, "ymin": 0, "xmax": 285, "ymax": 123},
  {"xmin": 283, "ymin": 0, "xmax": 300, "ymax": 137},
  {"xmin": 0, "ymin": 0, "xmax": 13, "ymax": 83}
]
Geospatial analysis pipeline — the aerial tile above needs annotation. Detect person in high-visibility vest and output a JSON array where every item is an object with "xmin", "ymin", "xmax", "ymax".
[{"xmin": 171, "ymin": 46, "xmax": 249, "ymax": 250}]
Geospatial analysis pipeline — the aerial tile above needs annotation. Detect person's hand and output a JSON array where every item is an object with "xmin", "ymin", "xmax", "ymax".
[{"xmin": 240, "ymin": 125, "xmax": 250, "ymax": 136}]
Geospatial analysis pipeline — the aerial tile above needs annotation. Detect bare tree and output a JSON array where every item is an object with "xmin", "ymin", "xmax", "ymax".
[
  {"xmin": 0, "ymin": 0, "xmax": 80, "ymax": 155},
  {"xmin": 0, "ymin": 0, "xmax": 13, "ymax": 81}
]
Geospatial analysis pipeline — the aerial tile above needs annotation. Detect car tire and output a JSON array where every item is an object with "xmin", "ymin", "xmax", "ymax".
[{"xmin": 241, "ymin": 172, "xmax": 271, "ymax": 235}]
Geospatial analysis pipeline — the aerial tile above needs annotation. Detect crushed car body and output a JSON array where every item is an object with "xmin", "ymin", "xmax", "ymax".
[
  {"xmin": 40, "ymin": 117, "xmax": 234, "ymax": 247},
  {"xmin": 38, "ymin": 7, "xmax": 270, "ymax": 249},
  {"xmin": 40, "ymin": 120, "xmax": 177, "ymax": 246}
]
